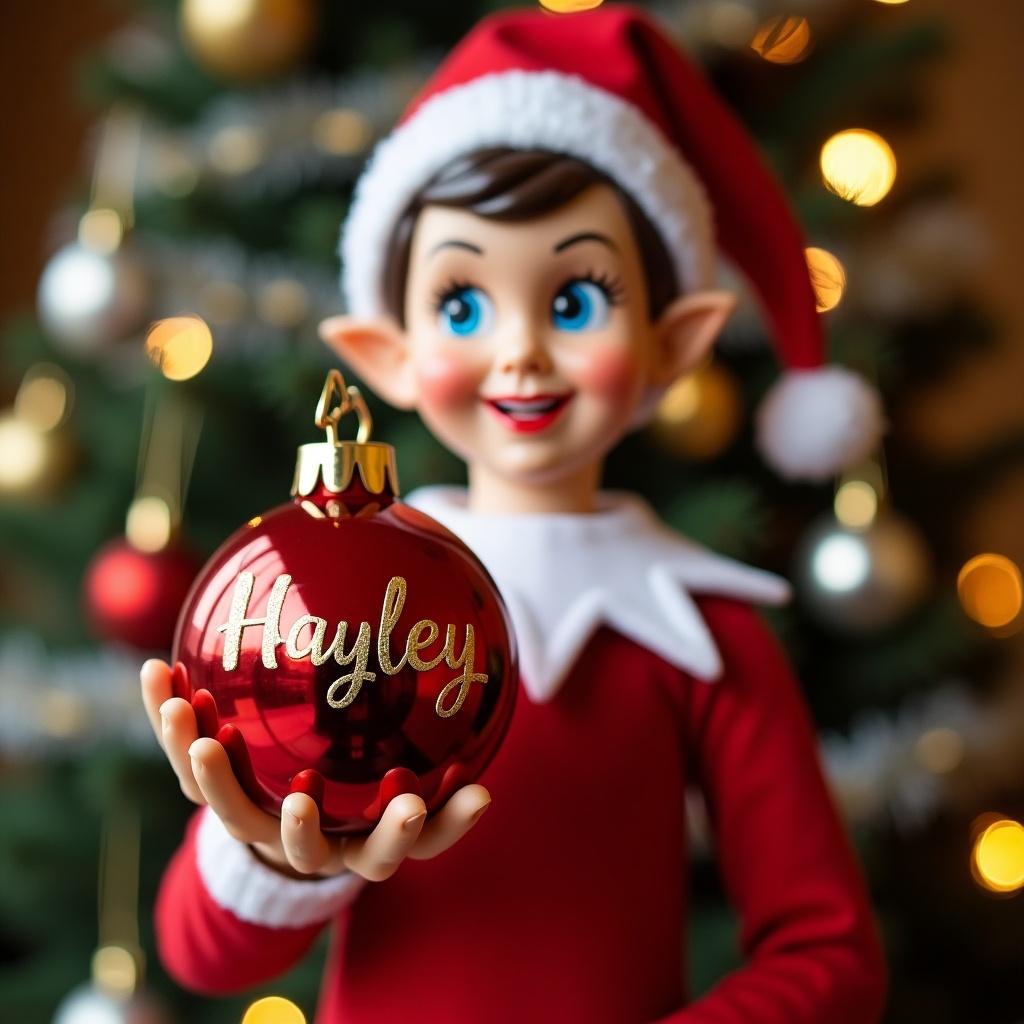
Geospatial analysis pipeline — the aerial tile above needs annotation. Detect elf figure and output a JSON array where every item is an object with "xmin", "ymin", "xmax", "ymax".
[{"xmin": 145, "ymin": 6, "xmax": 887, "ymax": 1021}]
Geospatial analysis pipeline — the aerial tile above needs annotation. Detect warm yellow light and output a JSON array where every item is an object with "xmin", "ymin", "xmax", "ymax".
[
  {"xmin": 972, "ymin": 818, "xmax": 1024, "ymax": 893},
  {"xmin": 805, "ymin": 247, "xmax": 846, "ymax": 313},
  {"xmin": 126, "ymin": 495, "xmax": 174, "ymax": 553},
  {"xmin": 257, "ymin": 278, "xmax": 310, "ymax": 328},
  {"xmin": 820, "ymin": 129, "xmax": 897, "ymax": 207},
  {"xmin": 873, "ymin": 0, "xmax": 910, "ymax": 5},
  {"xmin": 915, "ymin": 727, "xmax": 964, "ymax": 774},
  {"xmin": 957, "ymin": 553, "xmax": 1023, "ymax": 629},
  {"xmin": 145, "ymin": 315, "xmax": 214, "ymax": 381},
  {"xmin": 15, "ymin": 364, "xmax": 73, "ymax": 432},
  {"xmin": 242, "ymin": 996, "xmax": 307, "ymax": 1024},
  {"xmin": 208, "ymin": 124, "xmax": 266, "ymax": 175},
  {"xmin": 92, "ymin": 944, "xmax": 138, "ymax": 998},
  {"xmin": 198, "ymin": 279, "xmax": 248, "ymax": 324},
  {"xmin": 834, "ymin": 480, "xmax": 878, "ymax": 530},
  {"xmin": 539, "ymin": 0, "xmax": 604, "ymax": 11},
  {"xmin": 78, "ymin": 208, "xmax": 125, "ymax": 255},
  {"xmin": 0, "ymin": 414, "xmax": 48, "ymax": 491},
  {"xmin": 313, "ymin": 109, "xmax": 372, "ymax": 155},
  {"xmin": 751, "ymin": 15, "xmax": 812, "ymax": 64}
]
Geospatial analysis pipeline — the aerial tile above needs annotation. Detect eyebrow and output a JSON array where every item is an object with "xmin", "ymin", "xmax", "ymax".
[
  {"xmin": 553, "ymin": 231, "xmax": 618, "ymax": 253},
  {"xmin": 428, "ymin": 239, "xmax": 484, "ymax": 257}
]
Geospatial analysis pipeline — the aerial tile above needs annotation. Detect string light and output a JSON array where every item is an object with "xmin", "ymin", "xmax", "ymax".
[
  {"xmin": 914, "ymin": 727, "xmax": 964, "ymax": 774},
  {"xmin": 208, "ymin": 124, "xmax": 266, "ymax": 175},
  {"xmin": 126, "ymin": 495, "xmax": 174, "ymax": 554},
  {"xmin": 957, "ymin": 553, "xmax": 1023, "ymax": 629},
  {"xmin": 92, "ymin": 944, "xmax": 139, "ymax": 998},
  {"xmin": 15, "ymin": 364, "xmax": 73, "ymax": 432},
  {"xmin": 834, "ymin": 480, "xmax": 878, "ymax": 530},
  {"xmin": 313, "ymin": 108, "xmax": 372, "ymax": 155},
  {"xmin": 820, "ymin": 129, "xmax": 897, "ymax": 207},
  {"xmin": 812, "ymin": 533, "xmax": 870, "ymax": 593},
  {"xmin": 750, "ymin": 15, "xmax": 812, "ymax": 64},
  {"xmin": 972, "ymin": 817, "xmax": 1024, "ymax": 894},
  {"xmin": 78, "ymin": 208, "xmax": 125, "ymax": 255},
  {"xmin": 145, "ymin": 315, "xmax": 214, "ymax": 381},
  {"xmin": 242, "ymin": 995, "xmax": 307, "ymax": 1024},
  {"xmin": 805, "ymin": 247, "xmax": 846, "ymax": 312}
]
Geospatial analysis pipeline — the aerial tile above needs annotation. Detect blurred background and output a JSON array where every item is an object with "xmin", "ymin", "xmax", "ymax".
[{"xmin": 1, "ymin": 0, "xmax": 1023, "ymax": 1021}]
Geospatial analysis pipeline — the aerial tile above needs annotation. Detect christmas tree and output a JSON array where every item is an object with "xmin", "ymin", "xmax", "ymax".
[{"xmin": 2, "ymin": 1, "xmax": 1022, "ymax": 1021}]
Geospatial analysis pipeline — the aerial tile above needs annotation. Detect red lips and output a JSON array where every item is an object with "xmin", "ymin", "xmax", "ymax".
[{"xmin": 482, "ymin": 393, "xmax": 574, "ymax": 434}]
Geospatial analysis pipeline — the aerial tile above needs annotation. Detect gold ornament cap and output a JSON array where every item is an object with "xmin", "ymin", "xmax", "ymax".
[{"xmin": 292, "ymin": 370, "xmax": 399, "ymax": 499}]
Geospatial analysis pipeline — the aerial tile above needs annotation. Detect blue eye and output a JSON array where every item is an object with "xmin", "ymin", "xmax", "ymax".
[
  {"xmin": 551, "ymin": 280, "xmax": 612, "ymax": 332},
  {"xmin": 437, "ymin": 286, "xmax": 493, "ymax": 337}
]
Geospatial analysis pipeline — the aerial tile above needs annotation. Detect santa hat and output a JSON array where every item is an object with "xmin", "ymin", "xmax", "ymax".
[{"xmin": 339, "ymin": 3, "xmax": 884, "ymax": 481}]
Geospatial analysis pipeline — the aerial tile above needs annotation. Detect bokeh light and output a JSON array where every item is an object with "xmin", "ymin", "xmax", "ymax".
[
  {"xmin": 92, "ymin": 944, "xmax": 138, "ymax": 997},
  {"xmin": 806, "ymin": 247, "xmax": 846, "ymax": 312},
  {"xmin": 915, "ymin": 727, "xmax": 965, "ymax": 774},
  {"xmin": 145, "ymin": 315, "xmax": 213, "ymax": 381},
  {"xmin": 750, "ymin": 15, "xmax": 812, "ymax": 64},
  {"xmin": 834, "ymin": 480, "xmax": 878, "ymax": 530},
  {"xmin": 126, "ymin": 496, "xmax": 174, "ymax": 554},
  {"xmin": 313, "ymin": 108, "xmax": 372, "ymax": 154},
  {"xmin": 812, "ymin": 533, "xmax": 870, "ymax": 593},
  {"xmin": 242, "ymin": 995, "xmax": 307, "ymax": 1024},
  {"xmin": 78, "ymin": 208, "xmax": 125, "ymax": 255},
  {"xmin": 208, "ymin": 124, "xmax": 266, "ymax": 175},
  {"xmin": 957, "ymin": 553, "xmax": 1023, "ymax": 628},
  {"xmin": 972, "ymin": 818, "xmax": 1024, "ymax": 894},
  {"xmin": 15, "ymin": 364, "xmax": 73, "ymax": 432},
  {"xmin": 0, "ymin": 414, "xmax": 48, "ymax": 492},
  {"xmin": 820, "ymin": 129, "xmax": 897, "ymax": 207}
]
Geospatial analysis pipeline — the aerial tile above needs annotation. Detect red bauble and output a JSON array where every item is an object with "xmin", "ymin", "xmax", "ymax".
[
  {"xmin": 84, "ymin": 537, "xmax": 199, "ymax": 651},
  {"xmin": 172, "ymin": 374, "xmax": 517, "ymax": 835}
]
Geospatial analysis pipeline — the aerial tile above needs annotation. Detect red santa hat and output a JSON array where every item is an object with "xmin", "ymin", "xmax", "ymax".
[{"xmin": 339, "ymin": 3, "xmax": 884, "ymax": 481}]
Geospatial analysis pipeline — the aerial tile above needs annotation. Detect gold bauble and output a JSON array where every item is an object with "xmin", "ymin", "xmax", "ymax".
[
  {"xmin": 180, "ymin": 0, "xmax": 317, "ymax": 83},
  {"xmin": 649, "ymin": 363, "xmax": 742, "ymax": 459},
  {"xmin": 0, "ymin": 411, "xmax": 75, "ymax": 500}
]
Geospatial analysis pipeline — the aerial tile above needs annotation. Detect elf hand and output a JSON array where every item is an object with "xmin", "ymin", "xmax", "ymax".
[{"xmin": 140, "ymin": 658, "xmax": 491, "ymax": 883}]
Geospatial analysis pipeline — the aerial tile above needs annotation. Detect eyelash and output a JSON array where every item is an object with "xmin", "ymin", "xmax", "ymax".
[
  {"xmin": 430, "ymin": 269, "xmax": 626, "ymax": 313},
  {"xmin": 569, "ymin": 269, "xmax": 626, "ymax": 305},
  {"xmin": 431, "ymin": 278, "xmax": 478, "ymax": 314}
]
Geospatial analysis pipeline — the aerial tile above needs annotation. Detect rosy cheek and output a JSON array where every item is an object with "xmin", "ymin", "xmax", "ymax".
[
  {"xmin": 415, "ymin": 350, "xmax": 483, "ymax": 409},
  {"xmin": 569, "ymin": 344, "xmax": 641, "ymax": 400}
]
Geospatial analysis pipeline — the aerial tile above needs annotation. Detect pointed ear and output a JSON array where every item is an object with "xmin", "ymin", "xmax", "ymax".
[
  {"xmin": 648, "ymin": 290, "xmax": 737, "ymax": 390},
  {"xmin": 318, "ymin": 315, "xmax": 418, "ymax": 410}
]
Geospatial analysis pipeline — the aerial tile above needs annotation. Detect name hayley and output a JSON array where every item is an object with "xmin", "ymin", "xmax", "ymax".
[{"xmin": 217, "ymin": 573, "xmax": 488, "ymax": 718}]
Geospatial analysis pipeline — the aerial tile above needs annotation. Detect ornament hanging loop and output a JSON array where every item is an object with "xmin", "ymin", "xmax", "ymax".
[{"xmin": 316, "ymin": 369, "xmax": 373, "ymax": 445}]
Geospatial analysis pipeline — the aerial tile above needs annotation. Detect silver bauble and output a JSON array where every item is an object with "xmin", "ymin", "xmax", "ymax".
[
  {"xmin": 794, "ymin": 512, "xmax": 932, "ymax": 633},
  {"xmin": 52, "ymin": 983, "xmax": 172, "ymax": 1024},
  {"xmin": 37, "ymin": 241, "xmax": 151, "ymax": 355}
]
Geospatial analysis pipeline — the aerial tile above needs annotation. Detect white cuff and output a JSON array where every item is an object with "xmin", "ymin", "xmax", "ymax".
[{"xmin": 195, "ymin": 806, "xmax": 365, "ymax": 929}]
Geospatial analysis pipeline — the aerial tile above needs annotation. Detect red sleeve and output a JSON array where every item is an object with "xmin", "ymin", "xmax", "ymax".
[
  {"xmin": 658, "ymin": 599, "xmax": 887, "ymax": 1023},
  {"xmin": 154, "ymin": 808, "xmax": 361, "ymax": 995}
]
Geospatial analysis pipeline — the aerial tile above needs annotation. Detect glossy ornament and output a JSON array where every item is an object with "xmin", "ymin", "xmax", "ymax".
[
  {"xmin": 794, "ymin": 511, "xmax": 931, "ymax": 633},
  {"xmin": 180, "ymin": 0, "xmax": 317, "ymax": 83},
  {"xmin": 37, "ymin": 241, "xmax": 150, "ymax": 355},
  {"xmin": 84, "ymin": 538, "xmax": 199, "ymax": 651},
  {"xmin": 172, "ymin": 372, "xmax": 517, "ymax": 835}
]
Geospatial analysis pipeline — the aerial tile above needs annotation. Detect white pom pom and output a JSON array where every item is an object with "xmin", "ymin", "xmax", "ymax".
[{"xmin": 755, "ymin": 367, "xmax": 886, "ymax": 481}]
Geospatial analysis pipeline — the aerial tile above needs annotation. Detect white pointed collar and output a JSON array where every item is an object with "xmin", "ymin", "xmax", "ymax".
[{"xmin": 403, "ymin": 485, "xmax": 791, "ymax": 705}]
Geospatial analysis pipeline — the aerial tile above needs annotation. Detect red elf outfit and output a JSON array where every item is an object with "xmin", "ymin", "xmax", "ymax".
[{"xmin": 154, "ymin": 5, "xmax": 887, "ymax": 1021}]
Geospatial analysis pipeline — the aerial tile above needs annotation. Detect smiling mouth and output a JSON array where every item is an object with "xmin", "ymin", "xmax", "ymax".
[{"xmin": 483, "ymin": 393, "xmax": 574, "ymax": 434}]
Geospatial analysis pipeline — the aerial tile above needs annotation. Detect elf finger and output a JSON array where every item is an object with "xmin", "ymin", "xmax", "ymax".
[
  {"xmin": 341, "ymin": 793, "xmax": 427, "ymax": 882},
  {"xmin": 279, "ymin": 792, "xmax": 338, "ymax": 876},
  {"xmin": 159, "ymin": 697, "xmax": 206, "ymax": 805},
  {"xmin": 140, "ymin": 659, "xmax": 173, "ymax": 749},
  {"xmin": 187, "ymin": 736, "xmax": 279, "ymax": 846},
  {"xmin": 407, "ymin": 784, "xmax": 491, "ymax": 861}
]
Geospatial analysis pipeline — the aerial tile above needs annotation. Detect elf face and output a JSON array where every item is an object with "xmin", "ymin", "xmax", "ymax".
[{"xmin": 321, "ymin": 182, "xmax": 733, "ymax": 494}]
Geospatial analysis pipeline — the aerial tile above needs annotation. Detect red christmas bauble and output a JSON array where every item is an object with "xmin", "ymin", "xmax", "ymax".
[
  {"xmin": 84, "ymin": 537, "xmax": 198, "ymax": 651},
  {"xmin": 172, "ymin": 374, "xmax": 517, "ymax": 835}
]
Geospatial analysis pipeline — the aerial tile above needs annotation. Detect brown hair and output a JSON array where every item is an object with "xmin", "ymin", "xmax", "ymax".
[{"xmin": 381, "ymin": 147, "xmax": 678, "ymax": 325}]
